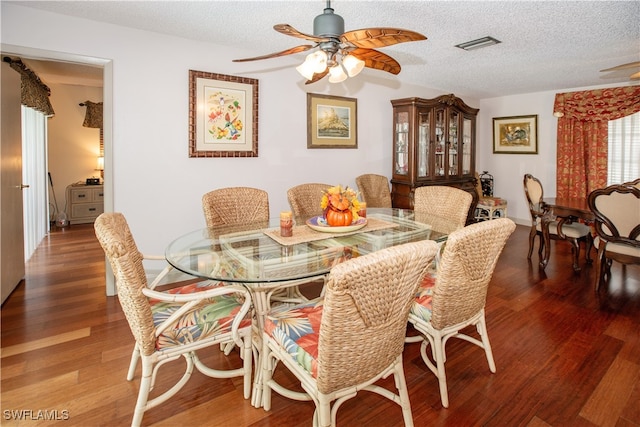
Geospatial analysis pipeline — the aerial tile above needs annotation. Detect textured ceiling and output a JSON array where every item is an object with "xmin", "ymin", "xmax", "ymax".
[{"xmin": 10, "ymin": 0, "xmax": 640, "ymax": 99}]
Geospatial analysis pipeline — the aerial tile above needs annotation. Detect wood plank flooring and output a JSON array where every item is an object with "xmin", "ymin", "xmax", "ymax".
[{"xmin": 1, "ymin": 223, "xmax": 639, "ymax": 426}]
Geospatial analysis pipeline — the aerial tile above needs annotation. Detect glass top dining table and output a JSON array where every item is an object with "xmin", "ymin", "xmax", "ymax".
[
  {"xmin": 165, "ymin": 207, "xmax": 459, "ymax": 408},
  {"xmin": 165, "ymin": 208, "xmax": 458, "ymax": 286}
]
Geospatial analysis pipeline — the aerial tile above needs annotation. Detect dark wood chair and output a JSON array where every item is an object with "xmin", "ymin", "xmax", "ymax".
[
  {"xmin": 523, "ymin": 174, "xmax": 592, "ymax": 269},
  {"xmin": 587, "ymin": 184, "xmax": 640, "ymax": 291}
]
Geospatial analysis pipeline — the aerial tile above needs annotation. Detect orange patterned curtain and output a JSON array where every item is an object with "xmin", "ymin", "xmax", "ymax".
[{"xmin": 553, "ymin": 86, "xmax": 640, "ymax": 198}]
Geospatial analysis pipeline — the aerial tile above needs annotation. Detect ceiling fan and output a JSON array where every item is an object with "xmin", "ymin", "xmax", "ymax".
[
  {"xmin": 600, "ymin": 61, "xmax": 640, "ymax": 80},
  {"xmin": 232, "ymin": 0, "xmax": 427, "ymax": 84}
]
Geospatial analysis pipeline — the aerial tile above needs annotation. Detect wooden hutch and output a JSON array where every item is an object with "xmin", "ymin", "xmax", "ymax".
[{"xmin": 390, "ymin": 94, "xmax": 479, "ymax": 224}]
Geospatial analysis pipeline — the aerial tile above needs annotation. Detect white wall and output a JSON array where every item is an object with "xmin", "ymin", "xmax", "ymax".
[
  {"xmin": 477, "ymin": 81, "xmax": 635, "ymax": 225},
  {"xmin": 2, "ymin": 3, "xmax": 633, "ymax": 255},
  {"xmin": 1, "ymin": 3, "xmax": 457, "ymax": 255}
]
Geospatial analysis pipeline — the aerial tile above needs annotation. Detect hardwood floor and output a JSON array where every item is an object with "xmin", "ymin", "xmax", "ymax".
[{"xmin": 1, "ymin": 223, "xmax": 639, "ymax": 426}]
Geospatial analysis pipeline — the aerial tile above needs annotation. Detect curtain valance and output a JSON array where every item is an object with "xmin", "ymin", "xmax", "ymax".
[
  {"xmin": 553, "ymin": 86, "xmax": 640, "ymax": 122},
  {"xmin": 81, "ymin": 101, "xmax": 103, "ymax": 128},
  {"xmin": 3, "ymin": 57, "xmax": 55, "ymax": 117}
]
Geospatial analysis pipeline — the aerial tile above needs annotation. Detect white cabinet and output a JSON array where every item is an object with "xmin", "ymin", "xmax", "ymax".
[{"xmin": 67, "ymin": 184, "xmax": 104, "ymax": 224}]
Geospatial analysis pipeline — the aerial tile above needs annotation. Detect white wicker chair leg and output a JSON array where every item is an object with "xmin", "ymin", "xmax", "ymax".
[
  {"xmin": 477, "ymin": 313, "xmax": 496, "ymax": 373},
  {"xmin": 432, "ymin": 333, "xmax": 449, "ymax": 408},
  {"xmin": 127, "ymin": 345, "xmax": 141, "ymax": 381},
  {"xmin": 394, "ymin": 358, "xmax": 414, "ymax": 427},
  {"xmin": 132, "ymin": 358, "xmax": 153, "ymax": 427},
  {"xmin": 317, "ymin": 394, "xmax": 332, "ymax": 427}
]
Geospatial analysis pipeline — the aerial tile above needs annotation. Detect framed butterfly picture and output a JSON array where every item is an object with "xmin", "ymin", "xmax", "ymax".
[{"xmin": 189, "ymin": 70, "xmax": 258, "ymax": 157}]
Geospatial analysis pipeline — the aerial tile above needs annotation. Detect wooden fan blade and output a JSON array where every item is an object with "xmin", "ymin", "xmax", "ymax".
[
  {"xmin": 233, "ymin": 45, "xmax": 314, "ymax": 62},
  {"xmin": 351, "ymin": 48, "xmax": 401, "ymax": 75},
  {"xmin": 631, "ymin": 71, "xmax": 640, "ymax": 80},
  {"xmin": 341, "ymin": 27, "xmax": 427, "ymax": 49},
  {"xmin": 305, "ymin": 69, "xmax": 329, "ymax": 85},
  {"xmin": 274, "ymin": 24, "xmax": 331, "ymax": 43},
  {"xmin": 600, "ymin": 61, "xmax": 640, "ymax": 72}
]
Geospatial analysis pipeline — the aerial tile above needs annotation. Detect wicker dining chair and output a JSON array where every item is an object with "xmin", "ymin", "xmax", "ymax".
[
  {"xmin": 262, "ymin": 239, "xmax": 439, "ymax": 427},
  {"xmin": 355, "ymin": 173, "xmax": 392, "ymax": 208},
  {"xmin": 287, "ymin": 183, "xmax": 332, "ymax": 221},
  {"xmin": 202, "ymin": 186, "xmax": 270, "ymax": 228},
  {"xmin": 94, "ymin": 213, "xmax": 253, "ymax": 427},
  {"xmin": 414, "ymin": 185, "xmax": 473, "ymax": 229},
  {"xmin": 406, "ymin": 218, "xmax": 516, "ymax": 408},
  {"xmin": 587, "ymin": 183, "xmax": 640, "ymax": 291},
  {"xmin": 523, "ymin": 174, "xmax": 593, "ymax": 269}
]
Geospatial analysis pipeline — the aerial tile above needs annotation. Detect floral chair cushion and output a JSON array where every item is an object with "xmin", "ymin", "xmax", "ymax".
[
  {"xmin": 410, "ymin": 274, "xmax": 435, "ymax": 323},
  {"xmin": 264, "ymin": 299, "xmax": 324, "ymax": 378},
  {"xmin": 149, "ymin": 281, "xmax": 251, "ymax": 350}
]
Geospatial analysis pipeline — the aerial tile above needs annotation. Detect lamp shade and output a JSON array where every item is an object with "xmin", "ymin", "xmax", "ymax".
[{"xmin": 342, "ymin": 55, "xmax": 365, "ymax": 77}]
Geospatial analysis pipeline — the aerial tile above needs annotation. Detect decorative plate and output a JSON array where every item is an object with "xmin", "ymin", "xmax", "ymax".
[{"xmin": 306, "ymin": 216, "xmax": 367, "ymax": 233}]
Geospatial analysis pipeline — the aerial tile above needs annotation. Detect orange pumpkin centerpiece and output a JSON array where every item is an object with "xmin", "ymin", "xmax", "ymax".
[{"xmin": 321, "ymin": 185, "xmax": 360, "ymax": 227}]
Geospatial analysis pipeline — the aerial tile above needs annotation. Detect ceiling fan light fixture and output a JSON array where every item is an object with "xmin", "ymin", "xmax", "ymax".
[
  {"xmin": 328, "ymin": 64, "xmax": 347, "ymax": 83},
  {"xmin": 343, "ymin": 54, "xmax": 365, "ymax": 77},
  {"xmin": 297, "ymin": 50, "xmax": 328, "ymax": 79},
  {"xmin": 312, "ymin": 50, "xmax": 328, "ymax": 73},
  {"xmin": 296, "ymin": 59, "xmax": 316, "ymax": 80},
  {"xmin": 455, "ymin": 36, "xmax": 501, "ymax": 51}
]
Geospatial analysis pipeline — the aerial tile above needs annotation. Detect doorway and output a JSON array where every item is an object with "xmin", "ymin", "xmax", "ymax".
[{"xmin": 0, "ymin": 44, "xmax": 115, "ymax": 297}]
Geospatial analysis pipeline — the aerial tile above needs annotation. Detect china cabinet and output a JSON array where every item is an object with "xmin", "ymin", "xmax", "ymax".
[{"xmin": 390, "ymin": 94, "xmax": 479, "ymax": 223}]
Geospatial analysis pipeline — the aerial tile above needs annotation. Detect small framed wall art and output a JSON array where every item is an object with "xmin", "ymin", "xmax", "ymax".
[
  {"xmin": 307, "ymin": 93, "xmax": 357, "ymax": 149},
  {"xmin": 492, "ymin": 115, "xmax": 538, "ymax": 154},
  {"xmin": 189, "ymin": 70, "xmax": 258, "ymax": 157}
]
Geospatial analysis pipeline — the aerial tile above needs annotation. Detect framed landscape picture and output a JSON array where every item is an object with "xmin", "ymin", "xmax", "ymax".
[
  {"xmin": 307, "ymin": 93, "xmax": 357, "ymax": 149},
  {"xmin": 492, "ymin": 115, "xmax": 538, "ymax": 154},
  {"xmin": 189, "ymin": 70, "xmax": 258, "ymax": 157}
]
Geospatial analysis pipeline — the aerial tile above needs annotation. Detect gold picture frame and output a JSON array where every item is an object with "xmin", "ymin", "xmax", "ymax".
[
  {"xmin": 492, "ymin": 115, "xmax": 538, "ymax": 154},
  {"xmin": 307, "ymin": 93, "xmax": 357, "ymax": 149},
  {"xmin": 189, "ymin": 70, "xmax": 258, "ymax": 157}
]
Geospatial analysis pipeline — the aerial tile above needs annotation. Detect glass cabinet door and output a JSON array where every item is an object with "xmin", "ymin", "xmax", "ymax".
[
  {"xmin": 434, "ymin": 108, "xmax": 445, "ymax": 177},
  {"xmin": 394, "ymin": 111, "xmax": 409, "ymax": 175},
  {"xmin": 417, "ymin": 111, "xmax": 430, "ymax": 178},
  {"xmin": 462, "ymin": 117, "xmax": 472, "ymax": 175},
  {"xmin": 448, "ymin": 110, "xmax": 459, "ymax": 177}
]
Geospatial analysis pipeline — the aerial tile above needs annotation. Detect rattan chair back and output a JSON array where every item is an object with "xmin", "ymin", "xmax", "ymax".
[
  {"xmin": 356, "ymin": 174, "xmax": 392, "ymax": 208},
  {"xmin": 414, "ymin": 186, "xmax": 472, "ymax": 229},
  {"xmin": 287, "ymin": 183, "xmax": 331, "ymax": 220},
  {"xmin": 317, "ymin": 239, "xmax": 439, "ymax": 394},
  {"xmin": 202, "ymin": 187, "xmax": 269, "ymax": 227},
  {"xmin": 94, "ymin": 212, "xmax": 156, "ymax": 355},
  {"xmin": 430, "ymin": 218, "xmax": 516, "ymax": 330}
]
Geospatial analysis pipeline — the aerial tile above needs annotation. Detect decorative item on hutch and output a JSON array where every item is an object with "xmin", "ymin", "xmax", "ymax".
[
  {"xmin": 474, "ymin": 171, "xmax": 508, "ymax": 222},
  {"xmin": 391, "ymin": 94, "xmax": 479, "ymax": 224}
]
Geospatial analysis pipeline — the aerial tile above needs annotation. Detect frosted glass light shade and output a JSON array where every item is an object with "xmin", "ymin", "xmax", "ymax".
[
  {"xmin": 296, "ymin": 60, "xmax": 316, "ymax": 80},
  {"xmin": 312, "ymin": 50, "xmax": 328, "ymax": 73},
  {"xmin": 96, "ymin": 156, "xmax": 104, "ymax": 170},
  {"xmin": 328, "ymin": 64, "xmax": 347, "ymax": 83},
  {"xmin": 343, "ymin": 55, "xmax": 365, "ymax": 77},
  {"xmin": 297, "ymin": 50, "xmax": 328, "ymax": 80}
]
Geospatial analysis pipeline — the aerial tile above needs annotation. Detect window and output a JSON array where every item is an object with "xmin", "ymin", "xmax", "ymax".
[{"xmin": 608, "ymin": 111, "xmax": 640, "ymax": 184}]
